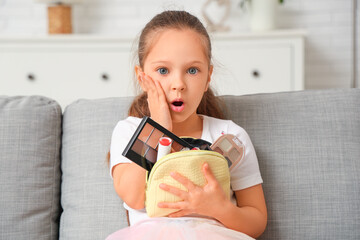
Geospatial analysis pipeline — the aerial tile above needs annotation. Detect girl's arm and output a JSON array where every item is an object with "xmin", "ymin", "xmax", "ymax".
[
  {"xmin": 112, "ymin": 163, "xmax": 146, "ymax": 209},
  {"xmin": 214, "ymin": 185, "xmax": 267, "ymax": 238},
  {"xmin": 112, "ymin": 71, "xmax": 171, "ymax": 209},
  {"xmin": 158, "ymin": 163, "xmax": 267, "ymax": 238}
]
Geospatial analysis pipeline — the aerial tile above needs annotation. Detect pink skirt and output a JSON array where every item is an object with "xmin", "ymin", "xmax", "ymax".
[{"xmin": 106, "ymin": 217, "xmax": 254, "ymax": 240}]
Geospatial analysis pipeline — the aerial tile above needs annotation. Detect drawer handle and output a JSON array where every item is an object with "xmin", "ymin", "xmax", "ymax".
[
  {"xmin": 27, "ymin": 74, "xmax": 36, "ymax": 82},
  {"xmin": 252, "ymin": 70, "xmax": 260, "ymax": 78},
  {"xmin": 101, "ymin": 73, "xmax": 110, "ymax": 81}
]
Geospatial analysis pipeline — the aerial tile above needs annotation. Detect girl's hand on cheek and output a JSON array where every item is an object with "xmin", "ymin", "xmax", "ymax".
[
  {"xmin": 139, "ymin": 72, "xmax": 172, "ymax": 131},
  {"xmin": 158, "ymin": 163, "xmax": 229, "ymax": 218}
]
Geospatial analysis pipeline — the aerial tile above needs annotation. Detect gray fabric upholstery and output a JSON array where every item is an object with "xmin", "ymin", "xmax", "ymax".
[
  {"xmin": 59, "ymin": 98, "xmax": 132, "ymax": 240},
  {"xmin": 0, "ymin": 96, "xmax": 62, "ymax": 240},
  {"xmin": 59, "ymin": 89, "xmax": 360, "ymax": 240},
  {"xmin": 1, "ymin": 89, "xmax": 359, "ymax": 240},
  {"xmin": 222, "ymin": 89, "xmax": 360, "ymax": 239}
]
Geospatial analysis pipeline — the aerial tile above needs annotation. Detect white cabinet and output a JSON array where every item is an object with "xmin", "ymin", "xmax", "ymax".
[
  {"xmin": 211, "ymin": 30, "xmax": 305, "ymax": 95},
  {"xmin": 0, "ymin": 36, "xmax": 135, "ymax": 109},
  {"xmin": 0, "ymin": 30, "xmax": 305, "ymax": 109}
]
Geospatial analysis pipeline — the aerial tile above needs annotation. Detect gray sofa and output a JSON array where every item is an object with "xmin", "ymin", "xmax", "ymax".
[{"xmin": 0, "ymin": 89, "xmax": 359, "ymax": 240}]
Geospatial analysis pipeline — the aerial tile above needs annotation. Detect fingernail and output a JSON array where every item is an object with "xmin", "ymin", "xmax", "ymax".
[{"xmin": 170, "ymin": 172, "xmax": 176, "ymax": 177}]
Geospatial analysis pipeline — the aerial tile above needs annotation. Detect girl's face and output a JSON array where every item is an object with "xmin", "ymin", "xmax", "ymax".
[{"xmin": 138, "ymin": 29, "xmax": 212, "ymax": 123}]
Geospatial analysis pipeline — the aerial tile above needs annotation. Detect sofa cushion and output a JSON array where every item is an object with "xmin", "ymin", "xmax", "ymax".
[
  {"xmin": 60, "ymin": 89, "xmax": 360, "ymax": 240},
  {"xmin": 60, "ymin": 98, "xmax": 132, "ymax": 239},
  {"xmin": 0, "ymin": 96, "xmax": 62, "ymax": 240},
  {"xmin": 223, "ymin": 89, "xmax": 360, "ymax": 239}
]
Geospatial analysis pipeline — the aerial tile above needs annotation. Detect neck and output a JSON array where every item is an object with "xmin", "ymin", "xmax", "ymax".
[{"xmin": 172, "ymin": 114, "xmax": 203, "ymax": 139}]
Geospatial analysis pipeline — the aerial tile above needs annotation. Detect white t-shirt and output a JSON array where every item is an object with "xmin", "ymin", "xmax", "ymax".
[{"xmin": 110, "ymin": 115, "xmax": 263, "ymax": 225}]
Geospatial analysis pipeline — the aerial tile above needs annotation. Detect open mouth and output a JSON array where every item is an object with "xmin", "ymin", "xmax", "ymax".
[
  {"xmin": 170, "ymin": 99, "xmax": 185, "ymax": 112},
  {"xmin": 172, "ymin": 101, "xmax": 183, "ymax": 107}
]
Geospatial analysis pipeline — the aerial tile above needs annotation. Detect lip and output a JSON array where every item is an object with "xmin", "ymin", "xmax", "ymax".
[{"xmin": 170, "ymin": 98, "xmax": 185, "ymax": 113}]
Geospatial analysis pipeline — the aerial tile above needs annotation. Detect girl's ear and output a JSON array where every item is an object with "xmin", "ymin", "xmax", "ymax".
[
  {"xmin": 135, "ymin": 65, "xmax": 143, "ymax": 83},
  {"xmin": 205, "ymin": 65, "xmax": 213, "ymax": 92},
  {"xmin": 135, "ymin": 65, "xmax": 147, "ymax": 91}
]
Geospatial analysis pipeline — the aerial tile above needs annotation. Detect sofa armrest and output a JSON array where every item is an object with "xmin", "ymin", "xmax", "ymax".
[{"xmin": 0, "ymin": 96, "xmax": 62, "ymax": 240}]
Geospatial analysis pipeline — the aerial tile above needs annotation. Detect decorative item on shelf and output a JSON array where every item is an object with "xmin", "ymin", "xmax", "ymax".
[
  {"xmin": 34, "ymin": 0, "xmax": 83, "ymax": 34},
  {"xmin": 201, "ymin": 0, "xmax": 231, "ymax": 32},
  {"xmin": 48, "ymin": 3, "xmax": 72, "ymax": 34},
  {"xmin": 239, "ymin": 0, "xmax": 284, "ymax": 32}
]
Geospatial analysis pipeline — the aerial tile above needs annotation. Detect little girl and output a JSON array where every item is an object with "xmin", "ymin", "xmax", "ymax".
[{"xmin": 107, "ymin": 10, "xmax": 267, "ymax": 240}]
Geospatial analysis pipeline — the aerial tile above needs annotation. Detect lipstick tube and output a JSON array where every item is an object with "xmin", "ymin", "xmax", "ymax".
[{"xmin": 157, "ymin": 137, "xmax": 172, "ymax": 162}]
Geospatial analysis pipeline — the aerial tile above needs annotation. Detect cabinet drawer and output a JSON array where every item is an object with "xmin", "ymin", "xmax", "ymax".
[
  {"xmin": 212, "ymin": 44, "xmax": 292, "ymax": 95},
  {"xmin": 0, "ymin": 45, "xmax": 135, "ymax": 108}
]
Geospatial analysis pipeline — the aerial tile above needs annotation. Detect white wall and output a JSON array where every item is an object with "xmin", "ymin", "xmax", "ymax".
[{"xmin": 0, "ymin": 0, "xmax": 358, "ymax": 90}]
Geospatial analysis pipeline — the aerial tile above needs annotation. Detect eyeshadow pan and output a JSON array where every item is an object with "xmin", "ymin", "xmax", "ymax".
[
  {"xmin": 219, "ymin": 138, "xmax": 232, "ymax": 152},
  {"xmin": 139, "ymin": 123, "xmax": 153, "ymax": 142},
  {"xmin": 213, "ymin": 147, "xmax": 223, "ymax": 155},
  {"xmin": 147, "ymin": 128, "xmax": 163, "ymax": 149},
  {"xmin": 145, "ymin": 146, "xmax": 157, "ymax": 163},
  {"xmin": 132, "ymin": 139, "xmax": 147, "ymax": 156},
  {"xmin": 171, "ymin": 141, "xmax": 184, "ymax": 152},
  {"xmin": 225, "ymin": 156, "xmax": 232, "ymax": 168},
  {"xmin": 229, "ymin": 147, "xmax": 240, "ymax": 161}
]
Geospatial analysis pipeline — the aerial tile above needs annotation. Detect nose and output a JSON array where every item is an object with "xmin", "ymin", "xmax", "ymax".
[{"xmin": 171, "ymin": 73, "xmax": 186, "ymax": 91}]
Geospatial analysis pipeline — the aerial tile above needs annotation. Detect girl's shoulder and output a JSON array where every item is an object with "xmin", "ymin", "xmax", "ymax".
[
  {"xmin": 202, "ymin": 115, "xmax": 246, "ymax": 135},
  {"xmin": 201, "ymin": 115, "xmax": 251, "ymax": 145},
  {"xmin": 112, "ymin": 116, "xmax": 142, "ymax": 136},
  {"xmin": 115, "ymin": 116, "xmax": 142, "ymax": 128}
]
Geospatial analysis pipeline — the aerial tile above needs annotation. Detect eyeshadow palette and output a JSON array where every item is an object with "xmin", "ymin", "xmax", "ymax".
[
  {"xmin": 122, "ymin": 116, "xmax": 194, "ymax": 172},
  {"xmin": 210, "ymin": 134, "xmax": 244, "ymax": 170}
]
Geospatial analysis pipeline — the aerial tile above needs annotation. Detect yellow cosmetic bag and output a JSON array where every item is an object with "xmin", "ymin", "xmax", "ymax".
[{"xmin": 145, "ymin": 150, "xmax": 231, "ymax": 217}]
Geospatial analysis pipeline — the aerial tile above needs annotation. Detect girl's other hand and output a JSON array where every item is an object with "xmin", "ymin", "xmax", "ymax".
[
  {"xmin": 158, "ymin": 162, "xmax": 229, "ymax": 218},
  {"xmin": 139, "ymin": 72, "xmax": 172, "ymax": 131}
]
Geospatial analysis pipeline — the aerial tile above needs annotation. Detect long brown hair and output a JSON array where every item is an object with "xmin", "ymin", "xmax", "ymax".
[{"xmin": 129, "ymin": 10, "xmax": 225, "ymax": 119}]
